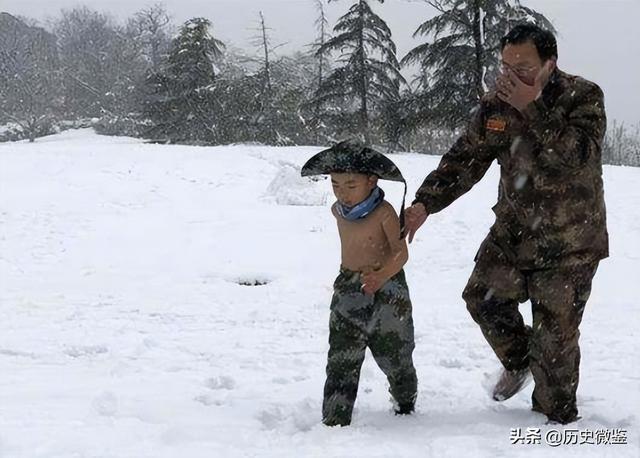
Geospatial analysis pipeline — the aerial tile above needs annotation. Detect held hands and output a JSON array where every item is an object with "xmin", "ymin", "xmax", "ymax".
[
  {"xmin": 496, "ymin": 60, "xmax": 555, "ymax": 112},
  {"xmin": 404, "ymin": 202, "xmax": 429, "ymax": 244}
]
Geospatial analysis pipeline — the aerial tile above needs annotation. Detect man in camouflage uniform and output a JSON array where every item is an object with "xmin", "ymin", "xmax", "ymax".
[{"xmin": 405, "ymin": 24, "xmax": 607, "ymax": 424}]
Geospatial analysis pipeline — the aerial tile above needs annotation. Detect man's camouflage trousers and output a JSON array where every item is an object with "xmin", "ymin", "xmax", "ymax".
[
  {"xmin": 463, "ymin": 235, "xmax": 599, "ymax": 423},
  {"xmin": 322, "ymin": 268, "xmax": 418, "ymax": 426}
]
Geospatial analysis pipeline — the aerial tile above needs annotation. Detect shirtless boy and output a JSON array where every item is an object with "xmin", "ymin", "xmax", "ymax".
[{"xmin": 301, "ymin": 140, "xmax": 418, "ymax": 427}]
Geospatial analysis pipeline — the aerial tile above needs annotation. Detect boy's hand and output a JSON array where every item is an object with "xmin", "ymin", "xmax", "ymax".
[
  {"xmin": 404, "ymin": 203, "xmax": 429, "ymax": 243},
  {"xmin": 361, "ymin": 270, "xmax": 386, "ymax": 295}
]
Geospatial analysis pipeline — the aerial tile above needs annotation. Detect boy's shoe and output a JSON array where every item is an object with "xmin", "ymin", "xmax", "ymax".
[
  {"xmin": 394, "ymin": 402, "xmax": 415, "ymax": 415},
  {"xmin": 492, "ymin": 367, "xmax": 532, "ymax": 401},
  {"xmin": 322, "ymin": 399, "xmax": 353, "ymax": 427},
  {"xmin": 322, "ymin": 409, "xmax": 352, "ymax": 427},
  {"xmin": 323, "ymin": 420, "xmax": 349, "ymax": 427}
]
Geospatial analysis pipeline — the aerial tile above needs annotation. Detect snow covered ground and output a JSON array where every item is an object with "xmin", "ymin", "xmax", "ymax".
[{"xmin": 0, "ymin": 129, "xmax": 638, "ymax": 457}]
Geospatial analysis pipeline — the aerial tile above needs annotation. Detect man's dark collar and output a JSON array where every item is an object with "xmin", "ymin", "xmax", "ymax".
[{"xmin": 541, "ymin": 68, "xmax": 562, "ymax": 105}]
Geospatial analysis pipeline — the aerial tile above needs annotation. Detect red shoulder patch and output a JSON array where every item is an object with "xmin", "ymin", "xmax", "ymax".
[{"xmin": 486, "ymin": 117, "xmax": 507, "ymax": 132}]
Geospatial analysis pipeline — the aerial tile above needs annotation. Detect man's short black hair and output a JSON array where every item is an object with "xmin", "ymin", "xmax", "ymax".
[{"xmin": 501, "ymin": 23, "xmax": 558, "ymax": 61}]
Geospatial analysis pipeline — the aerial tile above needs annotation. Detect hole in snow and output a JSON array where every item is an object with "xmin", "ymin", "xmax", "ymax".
[{"xmin": 235, "ymin": 277, "xmax": 270, "ymax": 286}]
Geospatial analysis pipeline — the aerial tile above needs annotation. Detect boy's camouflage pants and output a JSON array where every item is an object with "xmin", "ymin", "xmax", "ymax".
[
  {"xmin": 322, "ymin": 268, "xmax": 418, "ymax": 426},
  {"xmin": 463, "ymin": 235, "xmax": 599, "ymax": 423}
]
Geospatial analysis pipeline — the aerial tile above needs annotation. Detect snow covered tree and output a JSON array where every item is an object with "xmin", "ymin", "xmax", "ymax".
[
  {"xmin": 54, "ymin": 7, "xmax": 130, "ymax": 118},
  {"xmin": 604, "ymin": 122, "xmax": 640, "ymax": 167},
  {"xmin": 313, "ymin": 0, "xmax": 405, "ymax": 144},
  {"xmin": 0, "ymin": 13, "xmax": 62, "ymax": 141},
  {"xmin": 402, "ymin": 0, "xmax": 554, "ymax": 129},
  {"xmin": 226, "ymin": 12, "xmax": 313, "ymax": 145},
  {"xmin": 306, "ymin": 0, "xmax": 333, "ymax": 143},
  {"xmin": 96, "ymin": 6, "xmax": 172, "ymax": 137},
  {"xmin": 256, "ymin": 12, "xmax": 273, "ymax": 100},
  {"xmin": 267, "ymin": 52, "xmax": 319, "ymax": 145},
  {"xmin": 142, "ymin": 17, "xmax": 225, "ymax": 143},
  {"xmin": 312, "ymin": 0, "xmax": 332, "ymax": 95},
  {"xmin": 126, "ymin": 4, "xmax": 172, "ymax": 73}
]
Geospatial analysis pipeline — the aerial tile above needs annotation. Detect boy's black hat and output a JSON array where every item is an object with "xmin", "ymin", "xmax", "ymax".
[
  {"xmin": 300, "ymin": 139, "xmax": 405, "ymax": 183},
  {"xmin": 301, "ymin": 139, "xmax": 407, "ymax": 237}
]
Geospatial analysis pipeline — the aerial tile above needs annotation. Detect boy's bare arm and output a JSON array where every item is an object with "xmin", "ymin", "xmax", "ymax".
[{"xmin": 361, "ymin": 205, "xmax": 409, "ymax": 294}]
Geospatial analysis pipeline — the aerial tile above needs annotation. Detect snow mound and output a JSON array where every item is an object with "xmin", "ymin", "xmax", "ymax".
[{"xmin": 264, "ymin": 162, "xmax": 328, "ymax": 206}]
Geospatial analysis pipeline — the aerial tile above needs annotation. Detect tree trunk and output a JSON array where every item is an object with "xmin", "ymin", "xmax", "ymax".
[
  {"xmin": 471, "ymin": 0, "xmax": 486, "ymax": 101},
  {"xmin": 259, "ymin": 12, "xmax": 272, "ymax": 96},
  {"xmin": 357, "ymin": 1, "xmax": 370, "ymax": 144},
  {"xmin": 314, "ymin": 0, "xmax": 327, "ymax": 145},
  {"xmin": 28, "ymin": 122, "xmax": 36, "ymax": 142}
]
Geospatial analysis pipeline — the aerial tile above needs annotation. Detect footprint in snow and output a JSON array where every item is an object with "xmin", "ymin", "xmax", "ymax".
[{"xmin": 204, "ymin": 375, "xmax": 236, "ymax": 390}]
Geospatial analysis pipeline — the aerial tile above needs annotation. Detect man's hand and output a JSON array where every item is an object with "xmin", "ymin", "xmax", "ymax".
[
  {"xmin": 361, "ymin": 270, "xmax": 386, "ymax": 295},
  {"xmin": 497, "ymin": 60, "xmax": 555, "ymax": 112},
  {"xmin": 404, "ymin": 202, "xmax": 429, "ymax": 244}
]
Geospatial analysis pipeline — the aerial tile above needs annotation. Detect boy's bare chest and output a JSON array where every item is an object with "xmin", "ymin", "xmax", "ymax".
[{"xmin": 336, "ymin": 215, "xmax": 387, "ymax": 248}]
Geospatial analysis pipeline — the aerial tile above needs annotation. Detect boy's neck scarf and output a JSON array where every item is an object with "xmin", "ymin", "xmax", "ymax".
[{"xmin": 336, "ymin": 186, "xmax": 384, "ymax": 221}]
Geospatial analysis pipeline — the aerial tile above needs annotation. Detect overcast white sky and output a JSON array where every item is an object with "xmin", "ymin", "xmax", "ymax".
[{"xmin": 3, "ymin": 0, "xmax": 639, "ymax": 125}]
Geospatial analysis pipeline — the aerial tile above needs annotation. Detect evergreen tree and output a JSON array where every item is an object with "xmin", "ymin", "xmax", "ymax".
[
  {"xmin": 402, "ymin": 0, "xmax": 554, "ymax": 129},
  {"xmin": 209, "ymin": 48, "xmax": 317, "ymax": 146},
  {"xmin": 142, "ymin": 17, "xmax": 224, "ymax": 143},
  {"xmin": 96, "ymin": 5, "xmax": 173, "ymax": 137},
  {"xmin": 232, "ymin": 12, "xmax": 314, "ymax": 145},
  {"xmin": 314, "ymin": 0, "xmax": 404, "ymax": 144}
]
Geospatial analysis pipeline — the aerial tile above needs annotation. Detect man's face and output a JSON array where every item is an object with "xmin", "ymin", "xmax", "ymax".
[
  {"xmin": 500, "ymin": 41, "xmax": 553, "ymax": 86},
  {"xmin": 331, "ymin": 173, "xmax": 377, "ymax": 208}
]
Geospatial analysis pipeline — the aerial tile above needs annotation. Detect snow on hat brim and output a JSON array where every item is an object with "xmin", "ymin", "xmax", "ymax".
[{"xmin": 300, "ymin": 140, "xmax": 405, "ymax": 183}]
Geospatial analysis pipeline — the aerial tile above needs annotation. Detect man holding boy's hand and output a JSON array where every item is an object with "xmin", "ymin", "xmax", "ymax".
[{"xmin": 405, "ymin": 24, "xmax": 608, "ymax": 425}]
